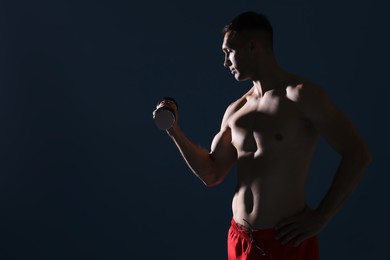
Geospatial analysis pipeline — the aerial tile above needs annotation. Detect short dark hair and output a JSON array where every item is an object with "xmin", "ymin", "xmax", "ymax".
[{"xmin": 222, "ymin": 11, "xmax": 273, "ymax": 44}]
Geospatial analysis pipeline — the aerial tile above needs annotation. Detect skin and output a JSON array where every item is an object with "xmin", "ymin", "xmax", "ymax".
[{"xmin": 155, "ymin": 29, "xmax": 371, "ymax": 247}]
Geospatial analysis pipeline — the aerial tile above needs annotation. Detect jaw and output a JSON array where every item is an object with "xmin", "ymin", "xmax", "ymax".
[{"xmin": 234, "ymin": 70, "xmax": 252, "ymax": 82}]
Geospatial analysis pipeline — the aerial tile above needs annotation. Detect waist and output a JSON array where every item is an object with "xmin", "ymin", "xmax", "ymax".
[
  {"xmin": 232, "ymin": 189, "xmax": 306, "ymax": 229},
  {"xmin": 231, "ymin": 218, "xmax": 277, "ymax": 239}
]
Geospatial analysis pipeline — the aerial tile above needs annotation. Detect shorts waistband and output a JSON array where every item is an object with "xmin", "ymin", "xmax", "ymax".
[{"xmin": 231, "ymin": 218, "xmax": 277, "ymax": 241}]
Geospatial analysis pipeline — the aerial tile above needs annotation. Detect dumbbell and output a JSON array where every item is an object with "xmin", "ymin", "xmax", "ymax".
[{"xmin": 153, "ymin": 97, "xmax": 178, "ymax": 130}]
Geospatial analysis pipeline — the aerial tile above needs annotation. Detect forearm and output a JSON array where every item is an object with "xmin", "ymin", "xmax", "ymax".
[
  {"xmin": 166, "ymin": 126, "xmax": 218, "ymax": 186},
  {"xmin": 316, "ymin": 147, "xmax": 372, "ymax": 220}
]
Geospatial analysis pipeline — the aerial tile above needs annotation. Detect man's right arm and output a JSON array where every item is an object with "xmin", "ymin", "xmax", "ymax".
[{"xmin": 165, "ymin": 104, "xmax": 237, "ymax": 187}]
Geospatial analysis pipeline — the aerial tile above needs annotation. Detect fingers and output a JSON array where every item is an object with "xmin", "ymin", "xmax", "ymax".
[
  {"xmin": 158, "ymin": 99, "xmax": 178, "ymax": 111},
  {"xmin": 275, "ymin": 215, "xmax": 297, "ymax": 231},
  {"xmin": 157, "ymin": 100, "xmax": 178, "ymax": 118},
  {"xmin": 294, "ymin": 233, "xmax": 312, "ymax": 247},
  {"xmin": 275, "ymin": 224, "xmax": 299, "ymax": 245},
  {"xmin": 276, "ymin": 226, "xmax": 312, "ymax": 247},
  {"xmin": 274, "ymin": 208, "xmax": 322, "ymax": 247},
  {"xmin": 275, "ymin": 215, "xmax": 309, "ymax": 246},
  {"xmin": 274, "ymin": 216, "xmax": 297, "ymax": 245},
  {"xmin": 275, "ymin": 207, "xmax": 312, "ymax": 230},
  {"xmin": 276, "ymin": 219, "xmax": 317, "ymax": 247}
]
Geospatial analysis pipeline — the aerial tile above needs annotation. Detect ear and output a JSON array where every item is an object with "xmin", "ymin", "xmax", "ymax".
[
  {"xmin": 249, "ymin": 39, "xmax": 263, "ymax": 54},
  {"xmin": 249, "ymin": 40, "xmax": 257, "ymax": 52},
  {"xmin": 250, "ymin": 38, "xmax": 270, "ymax": 55}
]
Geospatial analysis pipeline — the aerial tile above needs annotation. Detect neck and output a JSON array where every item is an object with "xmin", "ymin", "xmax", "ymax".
[
  {"xmin": 252, "ymin": 54, "xmax": 287, "ymax": 97},
  {"xmin": 251, "ymin": 58, "xmax": 287, "ymax": 98}
]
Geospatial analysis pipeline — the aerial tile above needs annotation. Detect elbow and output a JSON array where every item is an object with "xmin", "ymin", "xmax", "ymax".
[
  {"xmin": 202, "ymin": 175, "xmax": 224, "ymax": 187},
  {"xmin": 200, "ymin": 154, "xmax": 232, "ymax": 187},
  {"xmin": 201, "ymin": 170, "xmax": 226, "ymax": 187},
  {"xmin": 343, "ymin": 141, "xmax": 372, "ymax": 166},
  {"xmin": 204, "ymin": 178, "xmax": 223, "ymax": 187}
]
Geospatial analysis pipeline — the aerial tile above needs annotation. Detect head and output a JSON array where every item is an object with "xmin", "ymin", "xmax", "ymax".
[{"xmin": 222, "ymin": 12, "xmax": 274, "ymax": 81}]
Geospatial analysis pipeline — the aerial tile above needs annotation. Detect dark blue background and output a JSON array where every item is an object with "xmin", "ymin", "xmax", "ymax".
[{"xmin": 0, "ymin": 0, "xmax": 388, "ymax": 259}]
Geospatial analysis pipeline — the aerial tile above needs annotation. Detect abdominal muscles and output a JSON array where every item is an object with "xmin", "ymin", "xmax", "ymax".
[{"xmin": 231, "ymin": 150, "xmax": 312, "ymax": 229}]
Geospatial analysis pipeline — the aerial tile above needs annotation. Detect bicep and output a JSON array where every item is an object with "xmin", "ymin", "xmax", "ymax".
[
  {"xmin": 209, "ymin": 105, "xmax": 237, "ymax": 173},
  {"xmin": 210, "ymin": 127, "xmax": 237, "ymax": 172}
]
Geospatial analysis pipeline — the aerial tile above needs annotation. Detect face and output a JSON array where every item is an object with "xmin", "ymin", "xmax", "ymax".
[{"xmin": 222, "ymin": 31, "xmax": 253, "ymax": 81}]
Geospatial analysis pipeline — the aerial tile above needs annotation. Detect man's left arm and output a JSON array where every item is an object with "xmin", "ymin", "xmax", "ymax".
[{"xmin": 275, "ymin": 83, "xmax": 372, "ymax": 247}]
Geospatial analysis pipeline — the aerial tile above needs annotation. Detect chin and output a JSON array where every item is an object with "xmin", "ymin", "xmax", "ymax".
[
  {"xmin": 235, "ymin": 74, "xmax": 249, "ymax": 82},
  {"xmin": 234, "ymin": 73, "xmax": 242, "ymax": 80}
]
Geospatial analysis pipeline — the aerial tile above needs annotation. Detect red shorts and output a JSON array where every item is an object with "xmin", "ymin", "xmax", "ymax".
[{"xmin": 228, "ymin": 218, "xmax": 320, "ymax": 260}]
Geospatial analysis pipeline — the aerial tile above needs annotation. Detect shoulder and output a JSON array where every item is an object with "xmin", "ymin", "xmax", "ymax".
[
  {"xmin": 287, "ymin": 79, "xmax": 331, "ymax": 106},
  {"xmin": 220, "ymin": 91, "xmax": 250, "ymax": 129},
  {"xmin": 295, "ymin": 85, "xmax": 346, "ymax": 137},
  {"xmin": 284, "ymin": 77, "xmax": 337, "ymax": 122}
]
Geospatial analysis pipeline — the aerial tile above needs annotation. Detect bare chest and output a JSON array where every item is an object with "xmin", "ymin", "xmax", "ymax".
[{"xmin": 228, "ymin": 93, "xmax": 313, "ymax": 155}]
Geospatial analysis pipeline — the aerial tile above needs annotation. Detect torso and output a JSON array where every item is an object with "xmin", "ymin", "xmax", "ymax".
[{"xmin": 228, "ymin": 82, "xmax": 319, "ymax": 229}]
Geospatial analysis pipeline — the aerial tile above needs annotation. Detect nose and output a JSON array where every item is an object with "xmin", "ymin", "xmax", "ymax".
[{"xmin": 224, "ymin": 55, "xmax": 232, "ymax": 67}]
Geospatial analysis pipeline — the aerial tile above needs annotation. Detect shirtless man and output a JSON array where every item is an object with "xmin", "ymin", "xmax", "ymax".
[{"xmin": 155, "ymin": 12, "xmax": 371, "ymax": 259}]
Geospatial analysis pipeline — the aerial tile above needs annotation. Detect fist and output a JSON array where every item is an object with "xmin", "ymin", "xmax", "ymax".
[{"xmin": 153, "ymin": 97, "xmax": 178, "ymax": 130}]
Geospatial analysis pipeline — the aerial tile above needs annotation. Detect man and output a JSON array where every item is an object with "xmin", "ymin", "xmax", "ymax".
[{"xmin": 154, "ymin": 11, "xmax": 371, "ymax": 259}]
